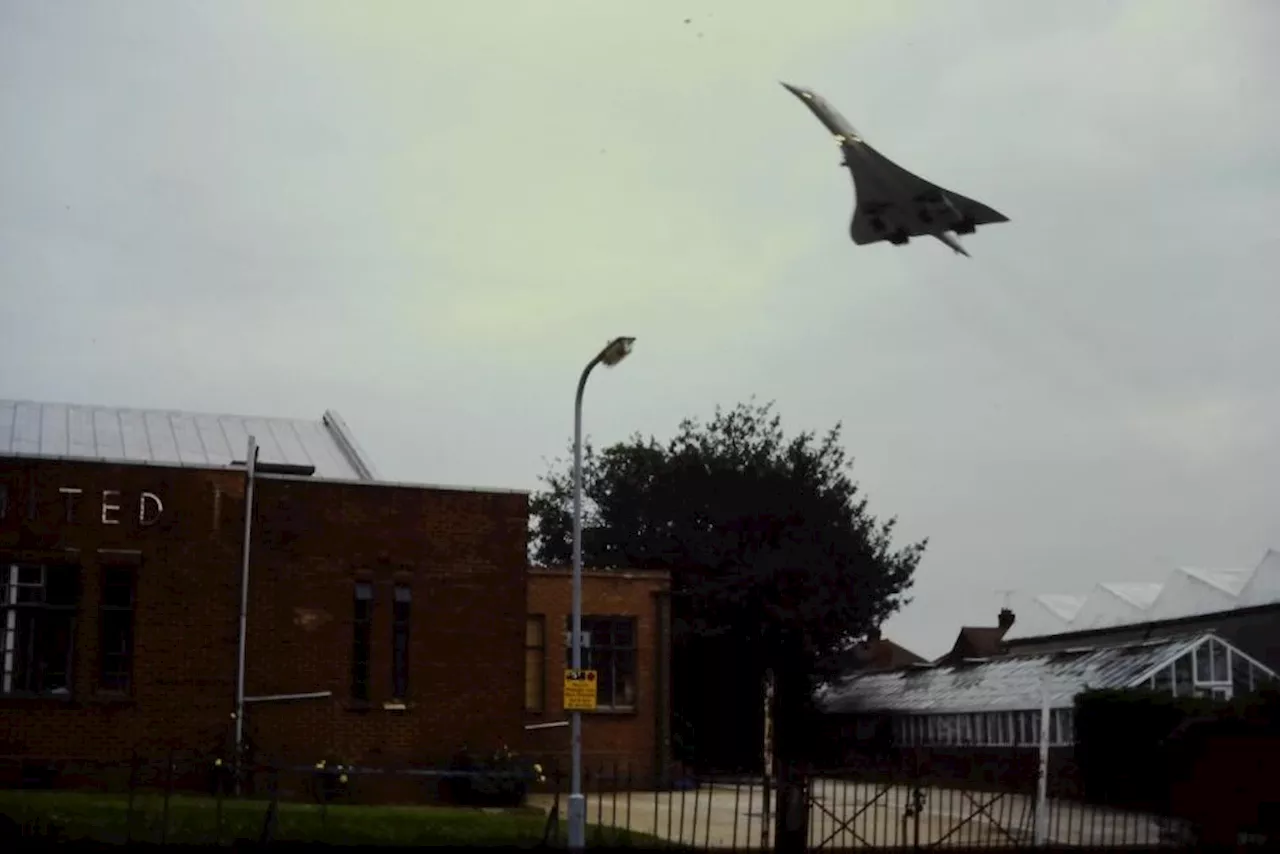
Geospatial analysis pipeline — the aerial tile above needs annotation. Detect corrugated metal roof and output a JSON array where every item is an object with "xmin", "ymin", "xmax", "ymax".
[
  {"xmin": 0, "ymin": 399, "xmax": 377, "ymax": 481},
  {"xmin": 818, "ymin": 634, "xmax": 1207, "ymax": 715},
  {"xmin": 1003, "ymin": 551, "xmax": 1280, "ymax": 641}
]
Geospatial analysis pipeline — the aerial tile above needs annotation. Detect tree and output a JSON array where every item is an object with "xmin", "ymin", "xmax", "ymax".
[{"xmin": 530, "ymin": 400, "xmax": 925, "ymax": 781}]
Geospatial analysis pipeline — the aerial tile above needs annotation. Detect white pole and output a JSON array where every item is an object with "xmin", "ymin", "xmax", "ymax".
[
  {"xmin": 2, "ymin": 564, "xmax": 17, "ymax": 693},
  {"xmin": 567, "ymin": 338, "xmax": 634, "ymax": 853},
  {"xmin": 762, "ymin": 668, "xmax": 775, "ymax": 850},
  {"xmin": 234, "ymin": 436, "xmax": 258, "ymax": 784},
  {"xmin": 568, "ymin": 360, "xmax": 595, "ymax": 853},
  {"xmin": 1034, "ymin": 680, "xmax": 1051, "ymax": 846}
]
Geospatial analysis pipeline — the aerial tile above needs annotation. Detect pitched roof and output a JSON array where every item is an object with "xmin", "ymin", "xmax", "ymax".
[
  {"xmin": 949, "ymin": 626, "xmax": 1006, "ymax": 659},
  {"xmin": 818, "ymin": 632, "xmax": 1275, "ymax": 716},
  {"xmin": 1003, "ymin": 550, "xmax": 1280, "ymax": 641},
  {"xmin": 0, "ymin": 398, "xmax": 377, "ymax": 481},
  {"xmin": 835, "ymin": 637, "xmax": 926, "ymax": 673}
]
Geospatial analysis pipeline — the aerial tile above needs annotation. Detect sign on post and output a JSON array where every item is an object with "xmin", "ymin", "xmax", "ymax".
[{"xmin": 563, "ymin": 668, "xmax": 598, "ymax": 712}]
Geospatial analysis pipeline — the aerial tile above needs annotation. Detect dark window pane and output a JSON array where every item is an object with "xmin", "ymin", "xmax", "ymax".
[
  {"xmin": 524, "ymin": 647, "xmax": 544, "ymax": 712},
  {"xmin": 614, "ymin": 649, "xmax": 637, "ymax": 707},
  {"xmin": 45, "ymin": 565, "xmax": 80, "ymax": 608},
  {"xmin": 99, "ymin": 567, "xmax": 134, "ymax": 692},
  {"xmin": 561, "ymin": 616, "xmax": 637, "ymax": 710},
  {"xmin": 11, "ymin": 610, "xmax": 38, "ymax": 692},
  {"xmin": 596, "ymin": 652, "xmax": 615, "ymax": 707},
  {"xmin": 3, "ymin": 564, "xmax": 80, "ymax": 696},
  {"xmin": 612, "ymin": 620, "xmax": 634, "ymax": 647},
  {"xmin": 1210, "ymin": 639, "xmax": 1228, "ymax": 683},
  {"xmin": 1194, "ymin": 644, "xmax": 1212, "ymax": 683},
  {"xmin": 526, "ymin": 616, "xmax": 545, "ymax": 648},
  {"xmin": 102, "ymin": 569, "xmax": 134, "ymax": 609},
  {"xmin": 352, "ymin": 582, "xmax": 373, "ymax": 701},
  {"xmin": 391, "ymin": 585, "xmax": 410, "ymax": 699},
  {"xmin": 1174, "ymin": 652, "xmax": 1193, "ymax": 695},
  {"xmin": 99, "ymin": 606, "xmax": 133, "ymax": 692}
]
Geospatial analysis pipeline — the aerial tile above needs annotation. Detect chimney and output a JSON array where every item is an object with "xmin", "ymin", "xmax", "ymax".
[
  {"xmin": 997, "ymin": 608, "xmax": 1016, "ymax": 633},
  {"xmin": 866, "ymin": 626, "xmax": 882, "ymax": 643}
]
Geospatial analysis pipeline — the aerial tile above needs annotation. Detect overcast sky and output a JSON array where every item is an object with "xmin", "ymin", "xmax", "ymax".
[{"xmin": 2, "ymin": 0, "xmax": 1277, "ymax": 658}]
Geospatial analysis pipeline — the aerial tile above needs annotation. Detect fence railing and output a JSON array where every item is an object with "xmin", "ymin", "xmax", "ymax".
[
  {"xmin": 536, "ymin": 763, "xmax": 1193, "ymax": 850},
  {"xmin": 0, "ymin": 753, "xmax": 1196, "ymax": 849}
]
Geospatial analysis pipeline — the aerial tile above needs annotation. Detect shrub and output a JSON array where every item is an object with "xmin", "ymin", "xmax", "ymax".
[
  {"xmin": 1074, "ymin": 687, "xmax": 1278, "ymax": 812},
  {"xmin": 446, "ymin": 743, "xmax": 545, "ymax": 808}
]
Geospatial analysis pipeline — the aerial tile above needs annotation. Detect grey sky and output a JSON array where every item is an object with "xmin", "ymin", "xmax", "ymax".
[{"xmin": 2, "ymin": 0, "xmax": 1277, "ymax": 658}]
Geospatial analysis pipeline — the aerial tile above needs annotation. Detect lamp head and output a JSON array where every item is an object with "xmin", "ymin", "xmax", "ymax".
[{"xmin": 598, "ymin": 336, "xmax": 636, "ymax": 367}]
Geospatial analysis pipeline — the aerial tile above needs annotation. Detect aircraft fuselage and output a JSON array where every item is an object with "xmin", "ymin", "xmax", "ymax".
[{"xmin": 781, "ymin": 82, "xmax": 980, "ymax": 257}]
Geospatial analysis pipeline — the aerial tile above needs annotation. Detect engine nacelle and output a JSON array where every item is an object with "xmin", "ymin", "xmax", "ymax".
[
  {"xmin": 889, "ymin": 230, "xmax": 910, "ymax": 246},
  {"xmin": 953, "ymin": 217, "xmax": 976, "ymax": 235}
]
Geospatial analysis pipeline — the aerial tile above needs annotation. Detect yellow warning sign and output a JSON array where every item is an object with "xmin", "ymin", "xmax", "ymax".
[{"xmin": 563, "ymin": 668, "xmax": 598, "ymax": 712}]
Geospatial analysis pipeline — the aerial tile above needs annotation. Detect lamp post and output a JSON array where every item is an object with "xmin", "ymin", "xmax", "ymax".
[{"xmin": 568, "ymin": 336, "xmax": 636, "ymax": 852}]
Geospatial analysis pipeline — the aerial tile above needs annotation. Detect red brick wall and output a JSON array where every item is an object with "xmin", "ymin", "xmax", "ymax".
[
  {"xmin": 0, "ymin": 458, "xmax": 527, "ymax": 787},
  {"xmin": 523, "ymin": 568, "xmax": 670, "ymax": 785}
]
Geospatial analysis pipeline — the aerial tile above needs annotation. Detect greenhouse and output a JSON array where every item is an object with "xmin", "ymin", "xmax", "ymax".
[
  {"xmin": 817, "ymin": 632, "xmax": 1277, "ymax": 748},
  {"xmin": 1004, "ymin": 549, "xmax": 1280, "ymax": 639}
]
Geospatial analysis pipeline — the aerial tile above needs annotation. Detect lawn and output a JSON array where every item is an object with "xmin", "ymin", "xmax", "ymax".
[{"xmin": 0, "ymin": 790, "xmax": 655, "ymax": 847}]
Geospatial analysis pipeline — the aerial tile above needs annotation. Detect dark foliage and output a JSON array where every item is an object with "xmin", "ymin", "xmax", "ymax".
[
  {"xmin": 445, "ymin": 743, "xmax": 540, "ymax": 807},
  {"xmin": 530, "ymin": 400, "xmax": 926, "ymax": 771},
  {"xmin": 1075, "ymin": 686, "xmax": 1280, "ymax": 813}
]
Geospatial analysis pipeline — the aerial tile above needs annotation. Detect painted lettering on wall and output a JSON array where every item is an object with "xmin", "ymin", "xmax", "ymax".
[{"xmin": 0, "ymin": 485, "xmax": 165, "ymax": 527}]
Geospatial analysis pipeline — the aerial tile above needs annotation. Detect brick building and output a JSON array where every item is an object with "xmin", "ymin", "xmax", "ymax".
[
  {"xmin": 523, "ymin": 567, "xmax": 672, "ymax": 785},
  {"xmin": 0, "ymin": 400, "xmax": 528, "ymax": 785}
]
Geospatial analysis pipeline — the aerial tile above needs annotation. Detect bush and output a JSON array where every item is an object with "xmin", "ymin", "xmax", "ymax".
[
  {"xmin": 308, "ymin": 757, "xmax": 354, "ymax": 805},
  {"xmin": 446, "ymin": 743, "xmax": 544, "ymax": 808},
  {"xmin": 1074, "ymin": 687, "xmax": 1279, "ymax": 812}
]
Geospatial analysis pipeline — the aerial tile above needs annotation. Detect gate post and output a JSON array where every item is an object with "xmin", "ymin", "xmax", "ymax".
[{"xmin": 773, "ymin": 760, "xmax": 809, "ymax": 854}]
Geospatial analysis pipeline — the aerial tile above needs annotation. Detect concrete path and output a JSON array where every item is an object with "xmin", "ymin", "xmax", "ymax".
[{"xmin": 530, "ymin": 779, "xmax": 1174, "ymax": 849}]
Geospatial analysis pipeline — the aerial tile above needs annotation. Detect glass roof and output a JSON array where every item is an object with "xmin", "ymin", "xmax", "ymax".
[{"xmin": 818, "ymin": 633, "xmax": 1219, "ymax": 715}]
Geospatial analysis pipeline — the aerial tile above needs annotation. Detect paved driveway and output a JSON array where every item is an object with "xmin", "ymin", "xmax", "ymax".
[{"xmin": 530, "ymin": 779, "xmax": 1172, "ymax": 848}]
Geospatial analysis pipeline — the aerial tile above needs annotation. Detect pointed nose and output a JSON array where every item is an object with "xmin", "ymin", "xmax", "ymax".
[{"xmin": 779, "ymin": 81, "xmax": 808, "ymax": 99}]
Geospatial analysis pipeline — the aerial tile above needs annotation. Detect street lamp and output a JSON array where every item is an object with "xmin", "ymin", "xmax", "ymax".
[{"xmin": 568, "ymin": 336, "xmax": 636, "ymax": 851}]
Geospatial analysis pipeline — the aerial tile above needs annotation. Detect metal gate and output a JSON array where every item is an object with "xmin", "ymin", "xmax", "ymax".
[{"xmin": 805, "ymin": 775, "xmax": 1035, "ymax": 850}]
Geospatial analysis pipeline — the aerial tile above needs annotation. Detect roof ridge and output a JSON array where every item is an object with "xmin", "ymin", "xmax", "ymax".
[
  {"xmin": 1175, "ymin": 565, "xmax": 1252, "ymax": 596},
  {"xmin": 1, "ymin": 398, "xmax": 370, "ymax": 481},
  {"xmin": 0, "ymin": 397, "xmax": 322, "ymax": 426}
]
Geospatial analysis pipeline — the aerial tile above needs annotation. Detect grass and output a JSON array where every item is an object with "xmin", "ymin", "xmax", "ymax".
[{"xmin": 0, "ymin": 790, "xmax": 658, "ymax": 847}]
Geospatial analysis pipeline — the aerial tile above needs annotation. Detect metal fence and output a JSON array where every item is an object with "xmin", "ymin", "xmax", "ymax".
[
  {"xmin": 0, "ymin": 753, "xmax": 1195, "ymax": 849},
  {"xmin": 0, "ymin": 752, "xmax": 555, "ymax": 846},
  {"xmin": 538, "ymin": 763, "xmax": 1195, "ymax": 850}
]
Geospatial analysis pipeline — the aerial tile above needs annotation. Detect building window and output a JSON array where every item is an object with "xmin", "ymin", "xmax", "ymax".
[
  {"xmin": 565, "ymin": 615, "xmax": 637, "ymax": 710},
  {"xmin": 352, "ymin": 582, "xmax": 373, "ymax": 702},
  {"xmin": 525, "ymin": 615, "xmax": 545, "ymax": 713},
  {"xmin": 1, "ymin": 563, "xmax": 80, "ymax": 696},
  {"xmin": 99, "ymin": 566, "xmax": 135, "ymax": 692},
  {"xmin": 391, "ymin": 584, "xmax": 411, "ymax": 700}
]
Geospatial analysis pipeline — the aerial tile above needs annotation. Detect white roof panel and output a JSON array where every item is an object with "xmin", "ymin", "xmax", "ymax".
[
  {"xmin": 1240, "ymin": 550, "xmax": 1280, "ymax": 608},
  {"xmin": 1180, "ymin": 566, "xmax": 1252, "ymax": 597},
  {"xmin": 819, "ymin": 634, "xmax": 1207, "ymax": 715},
  {"xmin": 0, "ymin": 399, "xmax": 377, "ymax": 481},
  {"xmin": 1038, "ymin": 594, "xmax": 1087, "ymax": 622},
  {"xmin": 1004, "ymin": 551, "xmax": 1280, "ymax": 641}
]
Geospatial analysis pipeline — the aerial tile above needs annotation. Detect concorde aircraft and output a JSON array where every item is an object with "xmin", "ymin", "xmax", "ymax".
[{"xmin": 781, "ymin": 82, "xmax": 1009, "ymax": 257}]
